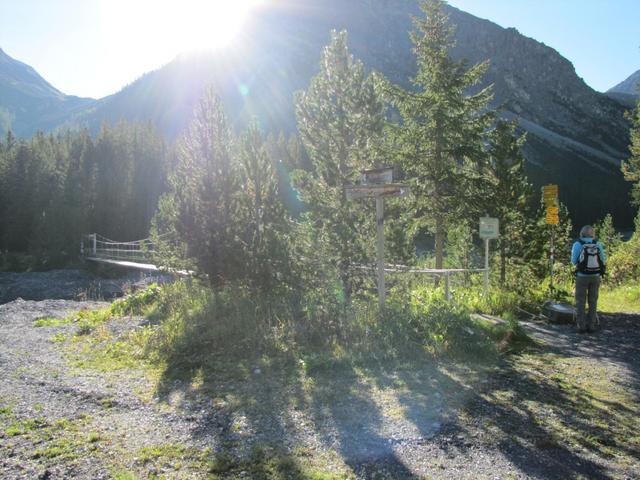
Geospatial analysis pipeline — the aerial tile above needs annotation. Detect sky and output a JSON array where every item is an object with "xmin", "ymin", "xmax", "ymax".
[{"xmin": 0, "ymin": 0, "xmax": 638, "ymax": 99}]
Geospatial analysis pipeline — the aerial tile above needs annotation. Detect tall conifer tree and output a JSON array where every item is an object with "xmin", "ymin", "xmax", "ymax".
[
  {"xmin": 622, "ymin": 99, "xmax": 640, "ymax": 207},
  {"xmin": 237, "ymin": 122, "xmax": 293, "ymax": 292},
  {"xmin": 484, "ymin": 120, "xmax": 531, "ymax": 284},
  {"xmin": 157, "ymin": 87, "xmax": 240, "ymax": 285},
  {"xmin": 294, "ymin": 30, "xmax": 384, "ymax": 302},
  {"xmin": 377, "ymin": 0, "xmax": 493, "ymax": 270}
]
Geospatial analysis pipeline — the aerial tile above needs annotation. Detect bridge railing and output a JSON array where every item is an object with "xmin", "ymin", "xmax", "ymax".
[{"xmin": 81, "ymin": 233, "xmax": 156, "ymax": 264}]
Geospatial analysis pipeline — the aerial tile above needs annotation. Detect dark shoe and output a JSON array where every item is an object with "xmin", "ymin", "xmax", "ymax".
[
  {"xmin": 586, "ymin": 327, "xmax": 596, "ymax": 333},
  {"xmin": 577, "ymin": 329, "xmax": 588, "ymax": 334}
]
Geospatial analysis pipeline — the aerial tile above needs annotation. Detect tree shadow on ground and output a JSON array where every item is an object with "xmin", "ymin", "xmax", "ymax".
[
  {"xmin": 154, "ymin": 354, "xmax": 423, "ymax": 478},
  {"xmin": 150, "ymin": 313, "xmax": 639, "ymax": 479},
  {"xmin": 400, "ymin": 312, "xmax": 639, "ymax": 480}
]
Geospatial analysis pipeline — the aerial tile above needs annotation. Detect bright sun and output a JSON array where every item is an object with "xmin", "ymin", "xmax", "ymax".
[
  {"xmin": 168, "ymin": 0, "xmax": 264, "ymax": 50},
  {"xmin": 101, "ymin": 0, "xmax": 264, "ymax": 57}
]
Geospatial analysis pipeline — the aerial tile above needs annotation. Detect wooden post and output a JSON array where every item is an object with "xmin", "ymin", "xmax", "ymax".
[
  {"xmin": 484, "ymin": 237, "xmax": 489, "ymax": 297},
  {"xmin": 549, "ymin": 225, "xmax": 555, "ymax": 294},
  {"xmin": 376, "ymin": 196, "xmax": 385, "ymax": 310},
  {"xmin": 445, "ymin": 271, "xmax": 450, "ymax": 301},
  {"xmin": 345, "ymin": 167, "xmax": 410, "ymax": 310},
  {"xmin": 92, "ymin": 234, "xmax": 97, "ymax": 256}
]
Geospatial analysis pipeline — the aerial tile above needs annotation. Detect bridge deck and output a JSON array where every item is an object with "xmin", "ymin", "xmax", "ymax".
[{"xmin": 86, "ymin": 257, "xmax": 159, "ymax": 272}]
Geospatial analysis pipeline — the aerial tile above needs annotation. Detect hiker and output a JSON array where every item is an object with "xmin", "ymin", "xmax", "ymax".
[{"xmin": 571, "ymin": 225, "xmax": 606, "ymax": 333}]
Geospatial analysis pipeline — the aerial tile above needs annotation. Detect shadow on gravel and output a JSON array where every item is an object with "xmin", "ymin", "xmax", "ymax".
[
  {"xmin": 154, "ymin": 358, "xmax": 425, "ymax": 478},
  {"xmin": 149, "ymin": 312, "xmax": 638, "ymax": 479},
  {"xmin": 444, "ymin": 313, "xmax": 640, "ymax": 480}
]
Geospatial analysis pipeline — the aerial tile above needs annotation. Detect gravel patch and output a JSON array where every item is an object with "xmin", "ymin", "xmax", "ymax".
[{"xmin": 0, "ymin": 269, "xmax": 173, "ymax": 305}]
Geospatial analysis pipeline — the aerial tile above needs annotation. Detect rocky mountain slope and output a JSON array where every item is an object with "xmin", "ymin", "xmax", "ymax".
[
  {"xmin": 606, "ymin": 69, "xmax": 640, "ymax": 108},
  {"xmin": 0, "ymin": 0, "xmax": 634, "ymax": 226},
  {"xmin": 0, "ymin": 48, "xmax": 95, "ymax": 138}
]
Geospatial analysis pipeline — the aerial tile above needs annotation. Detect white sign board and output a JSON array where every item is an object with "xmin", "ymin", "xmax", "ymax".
[{"xmin": 479, "ymin": 217, "xmax": 500, "ymax": 239}]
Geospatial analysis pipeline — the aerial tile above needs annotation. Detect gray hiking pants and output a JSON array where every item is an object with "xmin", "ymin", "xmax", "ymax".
[{"xmin": 575, "ymin": 275, "xmax": 600, "ymax": 330}]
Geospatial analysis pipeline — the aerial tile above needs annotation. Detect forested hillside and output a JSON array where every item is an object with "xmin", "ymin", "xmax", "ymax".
[{"xmin": 0, "ymin": 123, "xmax": 167, "ymax": 269}]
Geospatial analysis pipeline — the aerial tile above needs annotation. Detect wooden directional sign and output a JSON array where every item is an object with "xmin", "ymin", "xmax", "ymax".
[
  {"xmin": 345, "ymin": 166, "xmax": 411, "ymax": 310},
  {"xmin": 345, "ymin": 183, "xmax": 410, "ymax": 200},
  {"xmin": 361, "ymin": 166, "xmax": 394, "ymax": 185}
]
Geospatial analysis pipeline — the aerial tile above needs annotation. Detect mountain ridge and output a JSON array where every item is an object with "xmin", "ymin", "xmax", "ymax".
[
  {"xmin": 606, "ymin": 69, "xmax": 640, "ymax": 109},
  {"xmin": 0, "ymin": 47, "xmax": 96, "ymax": 137}
]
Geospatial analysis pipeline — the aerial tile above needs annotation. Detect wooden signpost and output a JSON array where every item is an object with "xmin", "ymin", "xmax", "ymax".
[
  {"xmin": 543, "ymin": 184, "xmax": 559, "ymax": 292},
  {"xmin": 346, "ymin": 167, "xmax": 410, "ymax": 309}
]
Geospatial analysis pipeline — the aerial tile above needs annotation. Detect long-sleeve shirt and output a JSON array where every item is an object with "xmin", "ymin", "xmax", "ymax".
[{"xmin": 571, "ymin": 236, "xmax": 606, "ymax": 276}]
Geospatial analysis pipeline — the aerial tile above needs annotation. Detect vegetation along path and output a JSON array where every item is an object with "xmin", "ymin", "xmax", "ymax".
[{"xmin": 0, "ymin": 279, "xmax": 638, "ymax": 479}]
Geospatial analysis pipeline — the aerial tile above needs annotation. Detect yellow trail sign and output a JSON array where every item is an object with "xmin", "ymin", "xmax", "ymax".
[
  {"xmin": 546, "ymin": 206, "xmax": 559, "ymax": 215},
  {"xmin": 543, "ymin": 184, "xmax": 559, "ymax": 209}
]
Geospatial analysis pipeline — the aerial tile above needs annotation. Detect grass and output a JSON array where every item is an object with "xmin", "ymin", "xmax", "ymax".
[
  {"xmin": 34, "ymin": 284, "xmax": 162, "ymax": 334},
  {"xmin": 109, "ymin": 442, "xmax": 350, "ymax": 479},
  {"xmin": 34, "ymin": 316, "xmax": 67, "ymax": 327},
  {"xmin": 598, "ymin": 282, "xmax": 640, "ymax": 313},
  {"xmin": 63, "ymin": 281, "xmax": 528, "ymax": 380},
  {"xmin": 1, "ymin": 410, "xmax": 100, "ymax": 467},
  {"xmin": 204, "ymin": 444, "xmax": 351, "ymax": 480}
]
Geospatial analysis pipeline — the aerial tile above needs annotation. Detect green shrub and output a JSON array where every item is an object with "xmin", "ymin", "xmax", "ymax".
[
  {"xmin": 110, "ymin": 283, "xmax": 162, "ymax": 316},
  {"xmin": 606, "ymin": 236, "xmax": 640, "ymax": 285}
]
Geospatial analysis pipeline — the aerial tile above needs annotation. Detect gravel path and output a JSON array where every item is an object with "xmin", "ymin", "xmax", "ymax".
[{"xmin": 0, "ymin": 271, "xmax": 639, "ymax": 479}]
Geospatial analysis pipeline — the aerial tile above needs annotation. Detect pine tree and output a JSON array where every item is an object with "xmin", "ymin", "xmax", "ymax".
[
  {"xmin": 376, "ymin": 0, "xmax": 494, "ymax": 271},
  {"xmin": 621, "ymin": 98, "xmax": 640, "ymax": 207},
  {"xmin": 0, "ymin": 133, "xmax": 8, "ymax": 253},
  {"xmin": 156, "ymin": 87, "xmax": 240, "ymax": 285},
  {"xmin": 294, "ymin": 30, "xmax": 384, "ymax": 302},
  {"xmin": 595, "ymin": 213, "xmax": 622, "ymax": 257},
  {"xmin": 237, "ymin": 122, "xmax": 293, "ymax": 292},
  {"xmin": 4, "ymin": 142, "xmax": 36, "ymax": 252},
  {"xmin": 484, "ymin": 120, "xmax": 532, "ymax": 284}
]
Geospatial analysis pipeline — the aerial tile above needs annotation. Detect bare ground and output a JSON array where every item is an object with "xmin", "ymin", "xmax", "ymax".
[{"xmin": 0, "ymin": 271, "xmax": 639, "ymax": 479}]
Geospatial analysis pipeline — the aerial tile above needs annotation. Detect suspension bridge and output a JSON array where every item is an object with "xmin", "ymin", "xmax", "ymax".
[{"xmin": 81, "ymin": 233, "xmax": 167, "ymax": 272}]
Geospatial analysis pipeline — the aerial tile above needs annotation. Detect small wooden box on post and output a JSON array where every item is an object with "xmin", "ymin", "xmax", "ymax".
[{"xmin": 345, "ymin": 166, "xmax": 410, "ymax": 310}]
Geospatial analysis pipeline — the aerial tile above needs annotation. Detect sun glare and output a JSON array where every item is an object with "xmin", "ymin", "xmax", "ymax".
[
  {"xmin": 100, "ymin": 0, "xmax": 264, "ymax": 66},
  {"xmin": 169, "ymin": 0, "xmax": 264, "ymax": 51}
]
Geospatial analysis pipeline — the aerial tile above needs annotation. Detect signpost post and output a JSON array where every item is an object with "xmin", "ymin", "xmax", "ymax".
[
  {"xmin": 543, "ymin": 184, "xmax": 559, "ymax": 293},
  {"xmin": 479, "ymin": 216, "xmax": 500, "ymax": 296},
  {"xmin": 346, "ymin": 167, "xmax": 410, "ymax": 310}
]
